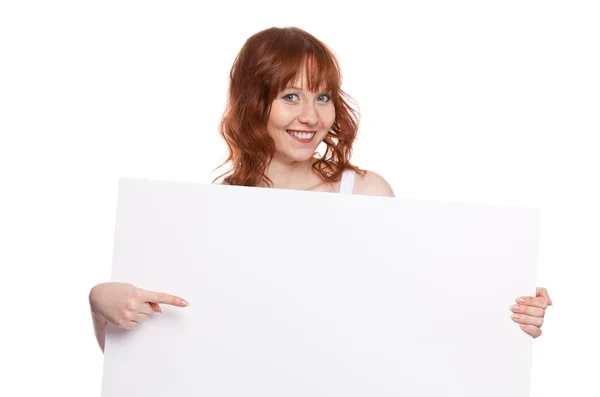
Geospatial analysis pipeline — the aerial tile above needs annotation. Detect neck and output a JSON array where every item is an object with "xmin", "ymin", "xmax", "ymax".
[{"xmin": 262, "ymin": 156, "xmax": 317, "ymax": 190}]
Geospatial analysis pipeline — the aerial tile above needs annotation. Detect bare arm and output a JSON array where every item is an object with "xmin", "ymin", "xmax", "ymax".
[
  {"xmin": 89, "ymin": 286, "xmax": 107, "ymax": 353},
  {"xmin": 88, "ymin": 282, "xmax": 189, "ymax": 353},
  {"xmin": 90, "ymin": 310, "xmax": 107, "ymax": 353}
]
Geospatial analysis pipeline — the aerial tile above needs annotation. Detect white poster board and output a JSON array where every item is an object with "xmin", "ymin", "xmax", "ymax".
[{"xmin": 102, "ymin": 178, "xmax": 539, "ymax": 396}]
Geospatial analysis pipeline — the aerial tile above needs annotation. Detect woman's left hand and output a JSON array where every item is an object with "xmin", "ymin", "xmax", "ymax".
[{"xmin": 510, "ymin": 287, "xmax": 552, "ymax": 338}]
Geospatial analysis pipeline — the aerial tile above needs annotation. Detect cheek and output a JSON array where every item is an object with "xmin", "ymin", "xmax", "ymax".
[
  {"xmin": 321, "ymin": 107, "xmax": 336, "ymax": 129},
  {"xmin": 268, "ymin": 103, "xmax": 295, "ymax": 129}
]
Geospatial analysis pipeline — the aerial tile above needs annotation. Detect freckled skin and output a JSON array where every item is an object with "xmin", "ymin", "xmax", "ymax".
[{"xmin": 266, "ymin": 76, "xmax": 335, "ymax": 164}]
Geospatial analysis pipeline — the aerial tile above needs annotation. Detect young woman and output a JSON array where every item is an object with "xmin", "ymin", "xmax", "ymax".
[{"xmin": 89, "ymin": 27, "xmax": 552, "ymax": 352}]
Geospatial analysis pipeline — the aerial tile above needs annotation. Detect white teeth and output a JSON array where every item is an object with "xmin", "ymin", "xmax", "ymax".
[{"xmin": 287, "ymin": 131, "xmax": 315, "ymax": 140}]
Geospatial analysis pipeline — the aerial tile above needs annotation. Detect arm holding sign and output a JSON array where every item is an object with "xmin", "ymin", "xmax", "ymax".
[
  {"xmin": 88, "ymin": 282, "xmax": 189, "ymax": 352},
  {"xmin": 510, "ymin": 287, "xmax": 553, "ymax": 338},
  {"xmin": 87, "ymin": 282, "xmax": 552, "ymax": 353}
]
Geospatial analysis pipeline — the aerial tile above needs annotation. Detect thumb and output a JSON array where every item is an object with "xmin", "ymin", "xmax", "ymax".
[{"xmin": 536, "ymin": 287, "xmax": 553, "ymax": 306}]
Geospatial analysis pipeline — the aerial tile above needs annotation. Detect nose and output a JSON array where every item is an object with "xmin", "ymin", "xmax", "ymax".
[{"xmin": 298, "ymin": 101, "xmax": 318, "ymax": 126}]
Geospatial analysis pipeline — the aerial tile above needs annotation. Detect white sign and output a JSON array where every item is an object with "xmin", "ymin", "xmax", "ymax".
[{"xmin": 102, "ymin": 178, "xmax": 539, "ymax": 396}]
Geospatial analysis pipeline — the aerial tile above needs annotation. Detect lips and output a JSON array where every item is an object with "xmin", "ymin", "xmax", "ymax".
[{"xmin": 286, "ymin": 130, "xmax": 316, "ymax": 141}]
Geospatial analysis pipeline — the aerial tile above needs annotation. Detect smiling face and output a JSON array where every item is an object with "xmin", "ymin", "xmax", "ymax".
[{"xmin": 266, "ymin": 75, "xmax": 336, "ymax": 164}]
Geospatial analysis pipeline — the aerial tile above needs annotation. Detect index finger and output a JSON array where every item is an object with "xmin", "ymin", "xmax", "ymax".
[{"xmin": 138, "ymin": 288, "xmax": 189, "ymax": 307}]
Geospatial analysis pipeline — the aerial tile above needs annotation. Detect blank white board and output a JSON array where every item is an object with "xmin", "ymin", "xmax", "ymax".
[{"xmin": 102, "ymin": 178, "xmax": 539, "ymax": 396}]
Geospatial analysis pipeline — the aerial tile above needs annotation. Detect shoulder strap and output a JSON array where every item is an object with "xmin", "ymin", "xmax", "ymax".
[{"xmin": 339, "ymin": 169, "xmax": 356, "ymax": 194}]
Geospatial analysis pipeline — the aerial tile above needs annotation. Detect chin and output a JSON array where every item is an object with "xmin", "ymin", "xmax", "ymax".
[{"xmin": 277, "ymin": 147, "xmax": 317, "ymax": 163}]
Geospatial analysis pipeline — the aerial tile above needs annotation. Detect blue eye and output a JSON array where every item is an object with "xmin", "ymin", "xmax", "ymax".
[
  {"xmin": 317, "ymin": 94, "xmax": 331, "ymax": 102},
  {"xmin": 283, "ymin": 93, "xmax": 299, "ymax": 101}
]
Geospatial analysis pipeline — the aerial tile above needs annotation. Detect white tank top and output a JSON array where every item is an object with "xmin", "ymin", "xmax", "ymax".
[{"xmin": 339, "ymin": 169, "xmax": 356, "ymax": 194}]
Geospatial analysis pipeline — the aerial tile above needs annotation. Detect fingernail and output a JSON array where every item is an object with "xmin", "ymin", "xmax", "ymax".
[
  {"xmin": 512, "ymin": 314, "xmax": 521, "ymax": 320},
  {"xmin": 520, "ymin": 324, "xmax": 527, "ymax": 329},
  {"xmin": 518, "ymin": 298, "xmax": 526, "ymax": 303},
  {"xmin": 511, "ymin": 305, "xmax": 521, "ymax": 311},
  {"xmin": 181, "ymin": 300, "xmax": 189, "ymax": 307}
]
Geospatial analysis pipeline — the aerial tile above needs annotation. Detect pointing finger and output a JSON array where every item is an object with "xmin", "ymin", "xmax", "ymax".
[{"xmin": 138, "ymin": 288, "xmax": 189, "ymax": 307}]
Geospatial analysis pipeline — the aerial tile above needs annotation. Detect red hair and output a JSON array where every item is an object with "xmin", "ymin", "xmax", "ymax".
[{"xmin": 215, "ymin": 26, "xmax": 365, "ymax": 187}]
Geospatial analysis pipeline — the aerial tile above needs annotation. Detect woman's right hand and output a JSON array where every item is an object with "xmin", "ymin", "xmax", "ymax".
[{"xmin": 89, "ymin": 282, "xmax": 189, "ymax": 330}]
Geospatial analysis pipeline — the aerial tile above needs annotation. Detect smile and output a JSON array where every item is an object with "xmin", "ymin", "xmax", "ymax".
[{"xmin": 286, "ymin": 130, "xmax": 316, "ymax": 142}]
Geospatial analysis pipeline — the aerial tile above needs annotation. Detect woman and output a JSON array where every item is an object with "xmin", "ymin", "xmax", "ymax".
[{"xmin": 89, "ymin": 27, "xmax": 552, "ymax": 352}]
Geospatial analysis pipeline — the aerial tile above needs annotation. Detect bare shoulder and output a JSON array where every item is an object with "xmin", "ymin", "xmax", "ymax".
[{"xmin": 353, "ymin": 170, "xmax": 395, "ymax": 197}]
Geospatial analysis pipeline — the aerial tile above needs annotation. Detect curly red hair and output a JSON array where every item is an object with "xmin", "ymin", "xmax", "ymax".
[{"xmin": 214, "ymin": 26, "xmax": 364, "ymax": 187}]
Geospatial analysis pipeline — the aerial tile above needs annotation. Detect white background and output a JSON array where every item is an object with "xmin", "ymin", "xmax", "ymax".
[{"xmin": 0, "ymin": 1, "xmax": 598, "ymax": 396}]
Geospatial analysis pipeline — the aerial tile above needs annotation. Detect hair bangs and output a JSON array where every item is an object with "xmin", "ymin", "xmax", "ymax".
[{"xmin": 272, "ymin": 48, "xmax": 341, "ymax": 98}]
